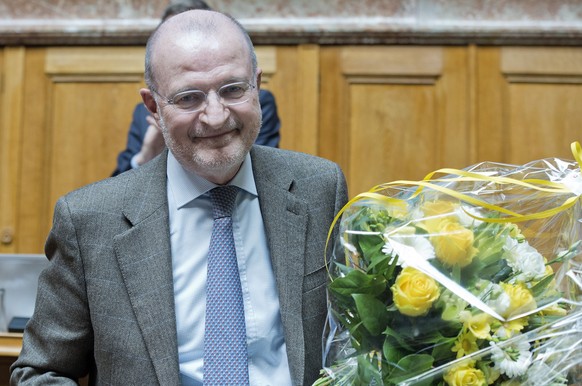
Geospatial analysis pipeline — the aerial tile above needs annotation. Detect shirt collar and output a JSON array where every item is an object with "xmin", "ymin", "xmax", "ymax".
[{"xmin": 167, "ymin": 150, "xmax": 258, "ymax": 209}]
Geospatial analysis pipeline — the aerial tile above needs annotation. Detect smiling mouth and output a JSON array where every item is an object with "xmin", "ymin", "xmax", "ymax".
[
  {"xmin": 206, "ymin": 131, "xmax": 232, "ymax": 138},
  {"xmin": 192, "ymin": 129, "xmax": 237, "ymax": 143}
]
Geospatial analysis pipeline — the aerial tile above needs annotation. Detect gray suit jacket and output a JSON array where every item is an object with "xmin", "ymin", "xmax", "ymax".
[{"xmin": 11, "ymin": 145, "xmax": 348, "ymax": 386}]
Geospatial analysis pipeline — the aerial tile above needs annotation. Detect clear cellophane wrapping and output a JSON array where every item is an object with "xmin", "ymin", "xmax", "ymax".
[{"xmin": 316, "ymin": 156, "xmax": 582, "ymax": 386}]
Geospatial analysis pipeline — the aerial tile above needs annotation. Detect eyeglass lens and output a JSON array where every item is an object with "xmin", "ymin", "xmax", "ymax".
[{"xmin": 170, "ymin": 82, "xmax": 252, "ymax": 112}]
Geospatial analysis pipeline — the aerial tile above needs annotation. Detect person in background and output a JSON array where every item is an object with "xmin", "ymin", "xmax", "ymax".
[
  {"xmin": 112, "ymin": 0, "xmax": 281, "ymax": 176},
  {"xmin": 11, "ymin": 9, "xmax": 347, "ymax": 386}
]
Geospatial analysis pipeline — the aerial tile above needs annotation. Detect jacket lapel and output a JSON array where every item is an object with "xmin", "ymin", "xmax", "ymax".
[
  {"xmin": 113, "ymin": 151, "xmax": 181, "ymax": 386},
  {"xmin": 111, "ymin": 147, "xmax": 310, "ymax": 385},
  {"xmin": 251, "ymin": 147, "xmax": 309, "ymax": 384}
]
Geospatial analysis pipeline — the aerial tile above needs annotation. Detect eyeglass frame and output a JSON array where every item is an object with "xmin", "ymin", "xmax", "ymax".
[{"xmin": 150, "ymin": 80, "xmax": 257, "ymax": 114}]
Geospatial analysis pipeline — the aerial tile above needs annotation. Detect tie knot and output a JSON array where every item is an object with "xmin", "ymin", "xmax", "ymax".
[{"xmin": 209, "ymin": 186, "xmax": 239, "ymax": 219}]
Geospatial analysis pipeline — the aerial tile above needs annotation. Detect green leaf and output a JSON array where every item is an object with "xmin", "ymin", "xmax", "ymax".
[
  {"xmin": 383, "ymin": 324, "xmax": 416, "ymax": 352},
  {"xmin": 356, "ymin": 353, "xmax": 384, "ymax": 385},
  {"xmin": 530, "ymin": 273, "xmax": 555, "ymax": 298},
  {"xmin": 368, "ymin": 251, "xmax": 390, "ymax": 273},
  {"xmin": 382, "ymin": 335, "xmax": 405, "ymax": 367},
  {"xmin": 452, "ymin": 264, "xmax": 461, "ymax": 283},
  {"xmin": 353, "ymin": 293, "xmax": 390, "ymax": 336},
  {"xmin": 489, "ymin": 263, "xmax": 512, "ymax": 283},
  {"xmin": 334, "ymin": 262, "xmax": 354, "ymax": 276},
  {"xmin": 358, "ymin": 234, "xmax": 386, "ymax": 267},
  {"xmin": 358, "ymin": 234, "xmax": 384, "ymax": 253},
  {"xmin": 386, "ymin": 354, "xmax": 434, "ymax": 384},
  {"xmin": 330, "ymin": 269, "xmax": 387, "ymax": 298},
  {"xmin": 430, "ymin": 338, "xmax": 457, "ymax": 365}
]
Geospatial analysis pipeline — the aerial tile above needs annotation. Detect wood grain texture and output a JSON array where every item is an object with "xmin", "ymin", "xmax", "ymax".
[{"xmin": 2, "ymin": 45, "xmax": 582, "ymax": 252}]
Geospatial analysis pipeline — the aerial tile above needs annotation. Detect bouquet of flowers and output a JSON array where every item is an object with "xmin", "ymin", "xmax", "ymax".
[{"xmin": 315, "ymin": 143, "xmax": 582, "ymax": 386}]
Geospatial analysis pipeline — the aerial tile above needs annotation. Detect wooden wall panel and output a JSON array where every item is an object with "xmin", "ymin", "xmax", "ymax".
[
  {"xmin": 507, "ymin": 83, "xmax": 582, "ymax": 162},
  {"xmin": 48, "ymin": 82, "xmax": 144, "ymax": 201},
  {"xmin": 348, "ymin": 83, "xmax": 438, "ymax": 192},
  {"xmin": 266, "ymin": 45, "xmax": 319, "ymax": 154},
  {"xmin": 2, "ymin": 47, "xmax": 145, "ymax": 253},
  {"xmin": 477, "ymin": 47, "xmax": 582, "ymax": 165},
  {"xmin": 3, "ymin": 44, "xmax": 582, "ymax": 252},
  {"xmin": 320, "ymin": 46, "xmax": 471, "ymax": 196},
  {"xmin": 1, "ymin": 45, "xmax": 314, "ymax": 253},
  {"xmin": 17, "ymin": 49, "xmax": 50, "ymax": 253},
  {"xmin": 43, "ymin": 48, "xmax": 145, "ymax": 250},
  {"xmin": 0, "ymin": 48, "xmax": 25, "ymax": 253}
]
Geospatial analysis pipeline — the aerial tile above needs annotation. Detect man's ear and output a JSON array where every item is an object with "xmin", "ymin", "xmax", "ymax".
[
  {"xmin": 255, "ymin": 68, "xmax": 262, "ymax": 91},
  {"xmin": 140, "ymin": 88, "xmax": 160, "ymax": 119}
]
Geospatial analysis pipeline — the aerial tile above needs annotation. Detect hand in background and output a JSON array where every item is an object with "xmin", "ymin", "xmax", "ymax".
[{"xmin": 133, "ymin": 115, "xmax": 166, "ymax": 166}]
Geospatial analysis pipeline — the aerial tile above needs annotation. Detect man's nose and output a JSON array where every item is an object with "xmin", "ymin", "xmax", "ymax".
[{"xmin": 199, "ymin": 91, "xmax": 230, "ymax": 127}]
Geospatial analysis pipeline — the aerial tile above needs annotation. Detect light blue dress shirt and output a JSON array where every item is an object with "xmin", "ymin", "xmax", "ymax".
[{"xmin": 166, "ymin": 151, "xmax": 292, "ymax": 386}]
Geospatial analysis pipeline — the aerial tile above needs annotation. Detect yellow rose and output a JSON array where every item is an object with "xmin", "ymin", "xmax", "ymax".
[
  {"xmin": 421, "ymin": 201, "xmax": 459, "ymax": 233},
  {"xmin": 422, "ymin": 200, "xmax": 458, "ymax": 217},
  {"xmin": 387, "ymin": 199, "xmax": 409, "ymax": 219},
  {"xmin": 444, "ymin": 363, "xmax": 487, "ymax": 386},
  {"xmin": 500, "ymin": 282, "xmax": 536, "ymax": 318},
  {"xmin": 430, "ymin": 219, "xmax": 478, "ymax": 267},
  {"xmin": 391, "ymin": 266, "xmax": 440, "ymax": 317}
]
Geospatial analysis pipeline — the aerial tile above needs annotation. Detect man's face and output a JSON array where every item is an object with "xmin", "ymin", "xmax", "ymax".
[{"xmin": 145, "ymin": 24, "xmax": 261, "ymax": 184}]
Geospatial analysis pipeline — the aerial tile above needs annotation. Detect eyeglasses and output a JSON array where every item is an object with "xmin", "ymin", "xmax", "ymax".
[{"xmin": 153, "ymin": 81, "xmax": 256, "ymax": 113}]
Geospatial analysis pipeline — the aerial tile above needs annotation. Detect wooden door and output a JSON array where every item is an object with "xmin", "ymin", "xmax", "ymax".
[
  {"xmin": 1, "ymin": 47, "xmax": 28, "ymax": 253},
  {"xmin": 319, "ymin": 46, "xmax": 471, "ymax": 197},
  {"xmin": 257, "ymin": 45, "xmax": 320, "ymax": 155},
  {"xmin": 1, "ymin": 47, "xmax": 145, "ymax": 253},
  {"xmin": 0, "ymin": 45, "xmax": 306, "ymax": 253},
  {"xmin": 476, "ymin": 46, "xmax": 582, "ymax": 164}
]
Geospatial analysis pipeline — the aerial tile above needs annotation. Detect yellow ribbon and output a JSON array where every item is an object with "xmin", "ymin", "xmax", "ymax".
[
  {"xmin": 572, "ymin": 141, "xmax": 582, "ymax": 167},
  {"xmin": 325, "ymin": 141, "xmax": 582, "ymax": 265}
]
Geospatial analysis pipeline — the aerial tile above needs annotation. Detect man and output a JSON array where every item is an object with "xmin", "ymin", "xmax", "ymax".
[
  {"xmin": 11, "ymin": 9, "xmax": 347, "ymax": 386},
  {"xmin": 112, "ymin": 0, "xmax": 281, "ymax": 176}
]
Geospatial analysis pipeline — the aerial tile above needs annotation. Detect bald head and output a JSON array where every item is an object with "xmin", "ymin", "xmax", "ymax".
[
  {"xmin": 139, "ymin": 9, "xmax": 263, "ymax": 184},
  {"xmin": 144, "ymin": 10, "xmax": 257, "ymax": 91}
]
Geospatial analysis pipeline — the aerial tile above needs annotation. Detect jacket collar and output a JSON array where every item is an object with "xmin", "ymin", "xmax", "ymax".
[
  {"xmin": 116, "ymin": 147, "xmax": 309, "ymax": 385},
  {"xmin": 115, "ymin": 150, "xmax": 181, "ymax": 385}
]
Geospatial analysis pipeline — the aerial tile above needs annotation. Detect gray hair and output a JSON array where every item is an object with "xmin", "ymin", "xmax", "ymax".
[{"xmin": 144, "ymin": 11, "xmax": 258, "ymax": 91}]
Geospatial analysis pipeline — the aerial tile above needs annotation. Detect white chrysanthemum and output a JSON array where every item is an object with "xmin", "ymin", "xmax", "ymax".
[
  {"xmin": 503, "ymin": 237, "xmax": 546, "ymax": 282},
  {"xmin": 495, "ymin": 325, "xmax": 511, "ymax": 340},
  {"xmin": 481, "ymin": 282, "xmax": 511, "ymax": 317},
  {"xmin": 493, "ymin": 321, "xmax": 526, "ymax": 340},
  {"xmin": 454, "ymin": 205, "xmax": 483, "ymax": 228},
  {"xmin": 490, "ymin": 339, "xmax": 532, "ymax": 378},
  {"xmin": 382, "ymin": 228, "xmax": 435, "ymax": 267}
]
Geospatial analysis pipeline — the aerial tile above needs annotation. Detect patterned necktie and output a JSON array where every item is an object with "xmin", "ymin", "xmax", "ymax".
[{"xmin": 203, "ymin": 186, "xmax": 249, "ymax": 385}]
